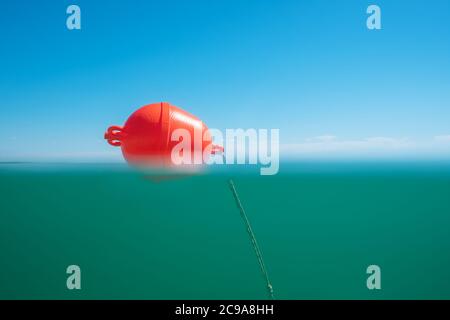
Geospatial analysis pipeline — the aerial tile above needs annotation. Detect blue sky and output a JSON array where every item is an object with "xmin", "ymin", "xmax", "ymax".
[{"xmin": 0, "ymin": 0, "xmax": 449, "ymax": 161}]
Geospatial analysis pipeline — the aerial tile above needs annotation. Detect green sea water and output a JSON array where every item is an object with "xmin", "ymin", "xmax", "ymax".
[{"xmin": 1, "ymin": 161, "xmax": 450, "ymax": 300}]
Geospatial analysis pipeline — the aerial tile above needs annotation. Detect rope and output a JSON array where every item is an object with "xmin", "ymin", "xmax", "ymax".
[{"xmin": 228, "ymin": 179, "xmax": 275, "ymax": 300}]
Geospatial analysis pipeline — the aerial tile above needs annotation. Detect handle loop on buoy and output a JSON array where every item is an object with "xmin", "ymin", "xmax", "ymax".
[{"xmin": 104, "ymin": 125, "xmax": 124, "ymax": 147}]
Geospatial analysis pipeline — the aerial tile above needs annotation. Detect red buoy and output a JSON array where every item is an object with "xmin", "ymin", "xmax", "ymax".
[{"xmin": 105, "ymin": 102, "xmax": 222, "ymax": 169}]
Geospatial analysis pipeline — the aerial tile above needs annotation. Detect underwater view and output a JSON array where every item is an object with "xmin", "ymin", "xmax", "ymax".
[{"xmin": 1, "ymin": 161, "xmax": 450, "ymax": 299}]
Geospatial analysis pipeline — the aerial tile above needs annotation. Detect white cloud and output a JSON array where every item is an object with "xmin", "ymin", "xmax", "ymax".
[
  {"xmin": 305, "ymin": 135, "xmax": 337, "ymax": 142},
  {"xmin": 434, "ymin": 135, "xmax": 450, "ymax": 143},
  {"xmin": 281, "ymin": 135, "xmax": 416, "ymax": 159}
]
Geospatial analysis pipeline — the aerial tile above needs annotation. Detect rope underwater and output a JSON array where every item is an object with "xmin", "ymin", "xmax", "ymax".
[{"xmin": 228, "ymin": 179, "xmax": 275, "ymax": 300}]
